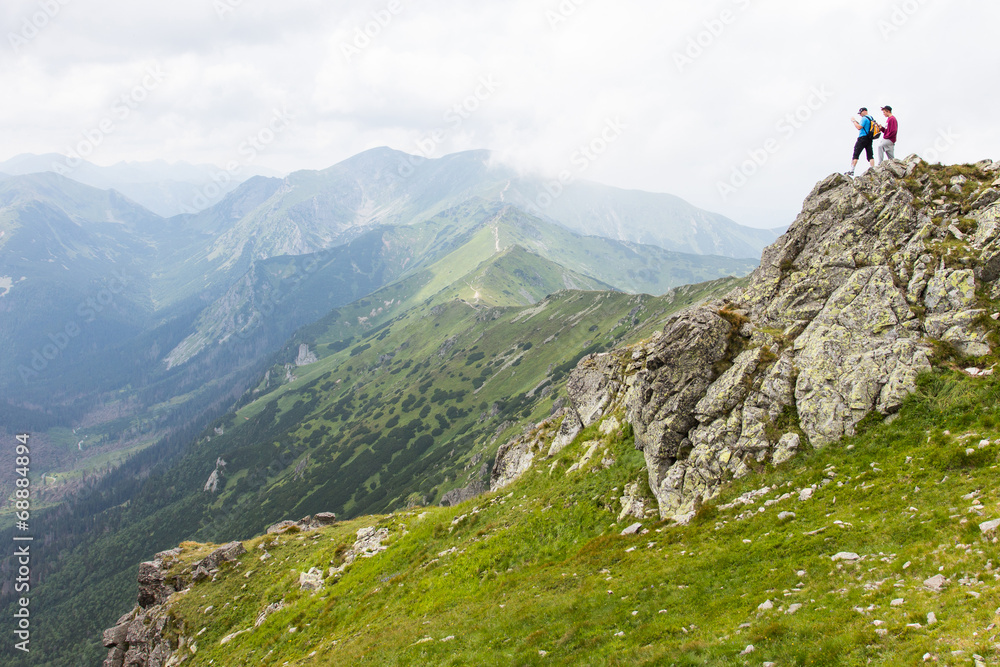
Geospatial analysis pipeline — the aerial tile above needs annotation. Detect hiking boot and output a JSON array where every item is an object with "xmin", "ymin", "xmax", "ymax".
[{"xmin": 843, "ymin": 170, "xmax": 854, "ymax": 177}]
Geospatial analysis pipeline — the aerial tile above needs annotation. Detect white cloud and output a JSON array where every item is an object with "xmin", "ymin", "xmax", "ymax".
[{"xmin": 1, "ymin": 0, "xmax": 997, "ymax": 228}]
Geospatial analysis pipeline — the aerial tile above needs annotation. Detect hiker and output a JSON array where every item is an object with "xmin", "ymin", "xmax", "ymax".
[
  {"xmin": 846, "ymin": 107, "xmax": 875, "ymax": 176},
  {"xmin": 877, "ymin": 105, "xmax": 898, "ymax": 164}
]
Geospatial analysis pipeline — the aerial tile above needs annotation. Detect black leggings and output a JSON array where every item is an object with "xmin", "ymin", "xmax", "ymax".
[{"xmin": 853, "ymin": 136, "xmax": 874, "ymax": 161}]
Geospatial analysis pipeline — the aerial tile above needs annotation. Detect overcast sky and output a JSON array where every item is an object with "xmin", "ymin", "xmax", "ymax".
[{"xmin": 1, "ymin": 0, "xmax": 996, "ymax": 229}]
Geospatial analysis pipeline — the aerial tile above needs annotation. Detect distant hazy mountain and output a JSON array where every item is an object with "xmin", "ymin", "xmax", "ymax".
[
  {"xmin": 501, "ymin": 179, "xmax": 784, "ymax": 258},
  {"xmin": 181, "ymin": 148, "xmax": 778, "ymax": 279},
  {"xmin": 0, "ymin": 153, "xmax": 284, "ymax": 217}
]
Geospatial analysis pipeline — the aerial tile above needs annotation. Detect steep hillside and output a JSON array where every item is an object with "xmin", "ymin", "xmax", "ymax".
[
  {"xmin": 90, "ymin": 156, "xmax": 1000, "ymax": 667},
  {"xmin": 101, "ymin": 370, "xmax": 1000, "ymax": 666},
  {"xmin": 2, "ymin": 271, "xmax": 737, "ymax": 666}
]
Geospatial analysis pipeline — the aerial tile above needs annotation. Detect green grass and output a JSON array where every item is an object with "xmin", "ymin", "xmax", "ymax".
[{"xmin": 152, "ymin": 367, "xmax": 1000, "ymax": 666}]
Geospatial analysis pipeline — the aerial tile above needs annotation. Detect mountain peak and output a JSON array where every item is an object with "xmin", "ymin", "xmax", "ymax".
[{"xmin": 560, "ymin": 155, "xmax": 1000, "ymax": 522}]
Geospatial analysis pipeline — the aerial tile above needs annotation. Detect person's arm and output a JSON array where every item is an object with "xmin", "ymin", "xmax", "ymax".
[{"xmin": 851, "ymin": 117, "xmax": 863, "ymax": 131}]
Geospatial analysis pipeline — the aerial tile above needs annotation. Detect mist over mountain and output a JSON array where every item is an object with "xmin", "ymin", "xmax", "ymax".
[
  {"xmin": 0, "ymin": 146, "xmax": 758, "ymax": 479},
  {"xmin": 0, "ymin": 153, "xmax": 284, "ymax": 217}
]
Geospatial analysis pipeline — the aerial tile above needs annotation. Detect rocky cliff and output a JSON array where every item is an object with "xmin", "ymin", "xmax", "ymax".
[
  {"xmin": 102, "ymin": 515, "xmax": 336, "ymax": 667},
  {"xmin": 556, "ymin": 157, "xmax": 1000, "ymax": 523}
]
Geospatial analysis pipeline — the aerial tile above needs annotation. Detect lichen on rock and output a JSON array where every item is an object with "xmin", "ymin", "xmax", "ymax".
[{"xmin": 564, "ymin": 157, "xmax": 1000, "ymax": 522}]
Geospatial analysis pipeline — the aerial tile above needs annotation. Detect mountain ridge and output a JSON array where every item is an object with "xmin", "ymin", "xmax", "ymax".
[{"xmin": 87, "ymin": 155, "xmax": 1000, "ymax": 667}]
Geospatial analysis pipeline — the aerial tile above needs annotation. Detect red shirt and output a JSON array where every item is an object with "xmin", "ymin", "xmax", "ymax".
[{"xmin": 883, "ymin": 116, "xmax": 898, "ymax": 142}]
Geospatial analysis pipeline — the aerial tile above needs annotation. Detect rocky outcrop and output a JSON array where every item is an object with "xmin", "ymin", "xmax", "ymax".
[
  {"xmin": 441, "ymin": 479, "xmax": 488, "ymax": 507},
  {"xmin": 565, "ymin": 157, "xmax": 1000, "ymax": 522},
  {"xmin": 329, "ymin": 526, "xmax": 390, "ymax": 577},
  {"xmin": 490, "ymin": 412, "xmax": 572, "ymax": 492},
  {"xmin": 102, "ymin": 546, "xmax": 195, "ymax": 667},
  {"xmin": 101, "ymin": 539, "xmax": 259, "ymax": 666},
  {"xmin": 265, "ymin": 512, "xmax": 337, "ymax": 534},
  {"xmin": 295, "ymin": 343, "xmax": 319, "ymax": 366},
  {"xmin": 203, "ymin": 457, "xmax": 227, "ymax": 493}
]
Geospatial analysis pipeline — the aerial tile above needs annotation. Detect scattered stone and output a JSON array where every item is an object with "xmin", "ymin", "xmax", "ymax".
[
  {"xmin": 197, "ymin": 542, "xmax": 247, "ymax": 571},
  {"xmin": 255, "ymin": 602, "xmax": 285, "ymax": 627},
  {"xmin": 831, "ymin": 552, "xmax": 861, "ymax": 562},
  {"xmin": 219, "ymin": 628, "xmax": 252, "ymax": 645},
  {"xmin": 299, "ymin": 567, "xmax": 324, "ymax": 591},
  {"xmin": 621, "ymin": 523, "xmax": 643, "ymax": 536},
  {"xmin": 740, "ymin": 644, "xmax": 755, "ymax": 656},
  {"xmin": 786, "ymin": 603, "xmax": 802, "ymax": 615},
  {"xmin": 798, "ymin": 488, "xmax": 814, "ymax": 502},
  {"xmin": 923, "ymin": 574, "xmax": 948, "ymax": 592},
  {"xmin": 890, "ymin": 598, "xmax": 904, "ymax": 607},
  {"xmin": 979, "ymin": 518, "xmax": 1000, "ymax": 536},
  {"xmin": 191, "ymin": 566, "xmax": 211, "ymax": 583},
  {"xmin": 330, "ymin": 526, "xmax": 391, "ymax": 577},
  {"xmin": 758, "ymin": 600, "xmax": 774, "ymax": 611},
  {"xmin": 617, "ymin": 482, "xmax": 648, "ymax": 522},
  {"xmin": 778, "ymin": 512, "xmax": 796, "ymax": 521},
  {"xmin": 927, "ymin": 612, "xmax": 937, "ymax": 625}
]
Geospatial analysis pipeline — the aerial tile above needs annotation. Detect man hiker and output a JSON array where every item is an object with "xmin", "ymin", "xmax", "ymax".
[
  {"xmin": 846, "ymin": 107, "xmax": 875, "ymax": 176},
  {"xmin": 877, "ymin": 105, "xmax": 898, "ymax": 164}
]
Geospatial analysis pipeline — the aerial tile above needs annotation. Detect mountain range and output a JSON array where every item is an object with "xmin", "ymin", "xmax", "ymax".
[
  {"xmin": 0, "ymin": 146, "xmax": 784, "ymax": 665},
  {"xmin": 0, "ymin": 153, "xmax": 284, "ymax": 217}
]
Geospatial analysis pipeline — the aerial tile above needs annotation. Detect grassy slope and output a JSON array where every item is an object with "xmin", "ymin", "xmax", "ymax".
[
  {"xmin": 211, "ymin": 280, "xmax": 731, "ymax": 532},
  {"xmin": 158, "ymin": 368, "xmax": 1000, "ymax": 666}
]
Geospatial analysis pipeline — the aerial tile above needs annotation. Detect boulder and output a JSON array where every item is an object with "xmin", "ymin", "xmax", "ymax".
[
  {"xmin": 923, "ymin": 574, "xmax": 948, "ymax": 592},
  {"xmin": 620, "ymin": 522, "xmax": 643, "ymax": 536},
  {"xmin": 299, "ymin": 567, "xmax": 325, "ymax": 591},
  {"xmin": 197, "ymin": 541, "xmax": 246, "ymax": 571},
  {"xmin": 979, "ymin": 518, "xmax": 1000, "ymax": 536}
]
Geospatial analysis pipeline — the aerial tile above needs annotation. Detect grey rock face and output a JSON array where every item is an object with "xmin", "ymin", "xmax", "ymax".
[
  {"xmin": 565, "ymin": 158, "xmax": 999, "ymax": 521},
  {"xmin": 136, "ymin": 562, "xmax": 171, "ymax": 609},
  {"xmin": 441, "ymin": 480, "xmax": 488, "ymax": 507},
  {"xmin": 295, "ymin": 343, "xmax": 319, "ymax": 366},
  {"xmin": 266, "ymin": 513, "xmax": 338, "ymax": 534},
  {"xmin": 104, "ymin": 541, "xmax": 248, "ymax": 666},
  {"xmin": 197, "ymin": 541, "xmax": 247, "ymax": 571},
  {"xmin": 490, "ymin": 415, "xmax": 565, "ymax": 491}
]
